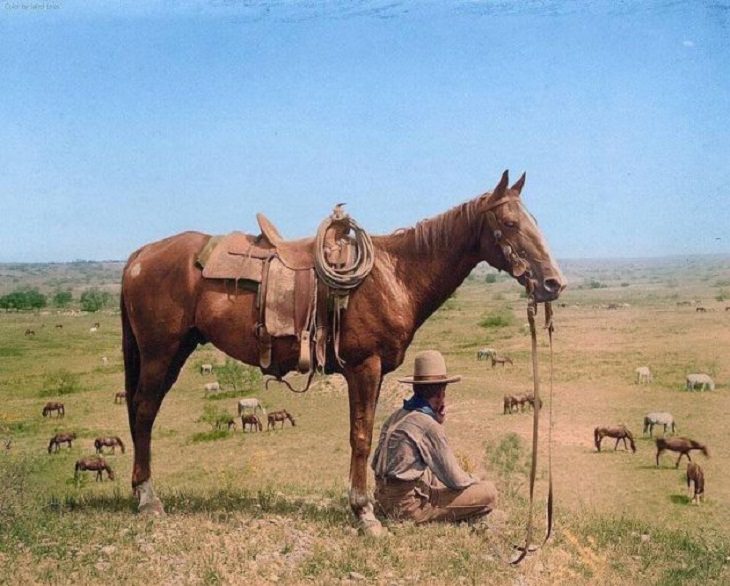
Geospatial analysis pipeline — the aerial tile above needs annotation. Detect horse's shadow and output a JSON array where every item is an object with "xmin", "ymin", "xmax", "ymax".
[
  {"xmin": 669, "ymin": 493, "xmax": 692, "ymax": 506},
  {"xmin": 50, "ymin": 487, "xmax": 353, "ymax": 524}
]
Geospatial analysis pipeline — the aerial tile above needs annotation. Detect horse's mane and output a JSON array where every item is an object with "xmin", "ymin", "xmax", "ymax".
[{"xmin": 382, "ymin": 194, "xmax": 489, "ymax": 254}]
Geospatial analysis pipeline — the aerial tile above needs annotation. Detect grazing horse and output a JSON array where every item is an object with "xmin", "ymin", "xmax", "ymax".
[
  {"xmin": 215, "ymin": 417, "xmax": 237, "ymax": 431},
  {"xmin": 686, "ymin": 462, "xmax": 705, "ymax": 505},
  {"xmin": 656, "ymin": 437, "xmax": 708, "ymax": 468},
  {"xmin": 267, "ymin": 410, "xmax": 296, "ymax": 430},
  {"xmin": 643, "ymin": 412, "xmax": 676, "ymax": 436},
  {"xmin": 114, "ymin": 391, "xmax": 127, "ymax": 404},
  {"xmin": 503, "ymin": 394, "xmax": 518, "ymax": 414},
  {"xmin": 48, "ymin": 432, "xmax": 76, "ymax": 453},
  {"xmin": 594, "ymin": 426, "xmax": 636, "ymax": 453},
  {"xmin": 635, "ymin": 366, "xmax": 652, "ymax": 384},
  {"xmin": 476, "ymin": 347, "xmax": 496, "ymax": 361},
  {"xmin": 95, "ymin": 436, "xmax": 126, "ymax": 454},
  {"xmin": 686, "ymin": 373, "xmax": 715, "ymax": 391},
  {"xmin": 120, "ymin": 170, "xmax": 565, "ymax": 532},
  {"xmin": 237, "ymin": 398, "xmax": 267, "ymax": 419},
  {"xmin": 490, "ymin": 354, "xmax": 513, "ymax": 368},
  {"xmin": 42, "ymin": 402, "xmax": 65, "ymax": 418},
  {"xmin": 75, "ymin": 457, "xmax": 115, "ymax": 482},
  {"xmin": 241, "ymin": 414, "xmax": 263, "ymax": 432},
  {"xmin": 203, "ymin": 382, "xmax": 222, "ymax": 396},
  {"xmin": 25, "ymin": 328, "xmax": 35, "ymax": 336}
]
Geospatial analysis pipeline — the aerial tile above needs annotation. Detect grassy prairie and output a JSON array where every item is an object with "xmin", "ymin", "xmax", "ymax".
[{"xmin": 2, "ymin": 256, "xmax": 730, "ymax": 585}]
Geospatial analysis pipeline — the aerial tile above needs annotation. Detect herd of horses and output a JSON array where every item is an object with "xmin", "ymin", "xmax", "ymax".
[{"xmin": 593, "ymin": 413, "xmax": 708, "ymax": 504}]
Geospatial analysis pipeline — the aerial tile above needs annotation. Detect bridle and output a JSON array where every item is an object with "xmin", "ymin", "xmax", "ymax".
[{"xmin": 482, "ymin": 194, "xmax": 555, "ymax": 565}]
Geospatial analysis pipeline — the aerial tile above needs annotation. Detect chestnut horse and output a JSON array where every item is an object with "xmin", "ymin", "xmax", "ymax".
[
  {"xmin": 686, "ymin": 462, "xmax": 705, "ymax": 504},
  {"xmin": 42, "ymin": 402, "xmax": 65, "ymax": 418},
  {"xmin": 267, "ymin": 410, "xmax": 296, "ymax": 430},
  {"xmin": 594, "ymin": 426, "xmax": 636, "ymax": 453},
  {"xmin": 120, "ymin": 170, "xmax": 564, "ymax": 533},
  {"xmin": 656, "ymin": 437, "xmax": 709, "ymax": 468},
  {"xmin": 75, "ymin": 456, "xmax": 115, "ymax": 482},
  {"xmin": 241, "ymin": 414, "xmax": 263, "ymax": 432},
  {"xmin": 95, "ymin": 436, "xmax": 126, "ymax": 454},
  {"xmin": 48, "ymin": 432, "xmax": 76, "ymax": 453}
]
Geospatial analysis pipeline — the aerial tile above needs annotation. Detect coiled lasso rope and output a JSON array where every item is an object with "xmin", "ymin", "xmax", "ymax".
[{"xmin": 314, "ymin": 209, "xmax": 375, "ymax": 291}]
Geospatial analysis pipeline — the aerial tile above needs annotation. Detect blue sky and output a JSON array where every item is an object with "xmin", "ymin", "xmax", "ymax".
[{"xmin": 1, "ymin": 1, "xmax": 728, "ymax": 262}]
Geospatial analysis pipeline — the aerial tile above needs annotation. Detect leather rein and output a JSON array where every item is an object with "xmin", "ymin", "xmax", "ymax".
[{"xmin": 483, "ymin": 194, "xmax": 555, "ymax": 564}]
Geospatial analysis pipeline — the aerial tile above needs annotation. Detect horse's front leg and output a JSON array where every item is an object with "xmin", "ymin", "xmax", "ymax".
[
  {"xmin": 614, "ymin": 438, "xmax": 620, "ymax": 451},
  {"xmin": 676, "ymin": 452, "xmax": 687, "ymax": 468},
  {"xmin": 344, "ymin": 355, "xmax": 384, "ymax": 536}
]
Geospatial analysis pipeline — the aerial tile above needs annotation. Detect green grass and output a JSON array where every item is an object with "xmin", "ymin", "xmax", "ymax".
[{"xmin": 2, "ymin": 257, "xmax": 730, "ymax": 583}]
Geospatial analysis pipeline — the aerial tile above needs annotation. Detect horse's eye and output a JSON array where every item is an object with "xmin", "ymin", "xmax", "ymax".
[{"xmin": 503, "ymin": 221, "xmax": 517, "ymax": 229}]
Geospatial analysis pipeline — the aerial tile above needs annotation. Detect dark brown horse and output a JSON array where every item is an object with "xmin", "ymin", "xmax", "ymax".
[
  {"xmin": 95, "ymin": 436, "xmax": 126, "ymax": 454},
  {"xmin": 656, "ymin": 437, "xmax": 708, "ymax": 468},
  {"xmin": 594, "ymin": 426, "xmax": 636, "ymax": 453},
  {"xmin": 120, "ymin": 171, "xmax": 565, "ymax": 533},
  {"xmin": 686, "ymin": 462, "xmax": 705, "ymax": 504},
  {"xmin": 241, "ymin": 414, "xmax": 263, "ymax": 432},
  {"xmin": 48, "ymin": 432, "xmax": 76, "ymax": 453},
  {"xmin": 75, "ymin": 456, "xmax": 115, "ymax": 481},
  {"xmin": 42, "ymin": 402, "xmax": 65, "ymax": 418},
  {"xmin": 267, "ymin": 410, "xmax": 296, "ymax": 430}
]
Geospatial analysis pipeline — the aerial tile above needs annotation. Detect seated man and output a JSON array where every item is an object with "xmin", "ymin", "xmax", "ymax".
[{"xmin": 372, "ymin": 350, "xmax": 497, "ymax": 523}]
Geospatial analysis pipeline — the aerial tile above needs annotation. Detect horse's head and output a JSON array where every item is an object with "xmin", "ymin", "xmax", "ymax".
[
  {"xmin": 478, "ymin": 170, "xmax": 566, "ymax": 303},
  {"xmin": 107, "ymin": 466, "xmax": 116, "ymax": 480},
  {"xmin": 288, "ymin": 413, "xmax": 297, "ymax": 426}
]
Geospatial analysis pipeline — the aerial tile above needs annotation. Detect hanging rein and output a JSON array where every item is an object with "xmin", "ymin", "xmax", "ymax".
[{"xmin": 484, "ymin": 195, "xmax": 555, "ymax": 564}]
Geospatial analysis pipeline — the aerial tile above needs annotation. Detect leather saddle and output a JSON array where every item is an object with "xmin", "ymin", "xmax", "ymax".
[{"xmin": 197, "ymin": 213, "xmax": 340, "ymax": 375}]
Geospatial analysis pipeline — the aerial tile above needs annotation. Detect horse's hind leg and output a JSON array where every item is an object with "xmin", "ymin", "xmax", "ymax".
[
  {"xmin": 343, "ymin": 356, "xmax": 384, "ymax": 536},
  {"xmin": 128, "ymin": 334, "xmax": 199, "ymax": 515},
  {"xmin": 614, "ymin": 438, "xmax": 620, "ymax": 451}
]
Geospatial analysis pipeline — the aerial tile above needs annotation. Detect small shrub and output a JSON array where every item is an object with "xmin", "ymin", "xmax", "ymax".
[
  {"xmin": 478, "ymin": 310, "xmax": 514, "ymax": 329},
  {"xmin": 39, "ymin": 370, "xmax": 82, "ymax": 397},
  {"xmin": 216, "ymin": 359, "xmax": 262, "ymax": 393},
  {"xmin": 485, "ymin": 273, "xmax": 497, "ymax": 284},
  {"xmin": 197, "ymin": 404, "xmax": 233, "ymax": 431}
]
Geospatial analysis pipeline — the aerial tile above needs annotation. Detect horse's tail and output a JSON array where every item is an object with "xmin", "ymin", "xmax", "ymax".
[
  {"xmin": 655, "ymin": 437, "xmax": 667, "ymax": 450},
  {"xmin": 94, "ymin": 438, "xmax": 101, "ymax": 453},
  {"xmin": 121, "ymin": 282, "xmax": 141, "ymax": 433},
  {"xmin": 593, "ymin": 427, "xmax": 600, "ymax": 448},
  {"xmin": 237, "ymin": 402, "xmax": 243, "ymax": 416},
  {"xmin": 115, "ymin": 436, "xmax": 126, "ymax": 453},
  {"xmin": 74, "ymin": 461, "xmax": 80, "ymax": 478},
  {"xmin": 42, "ymin": 407, "xmax": 47, "ymax": 417},
  {"xmin": 48, "ymin": 438, "xmax": 54, "ymax": 453}
]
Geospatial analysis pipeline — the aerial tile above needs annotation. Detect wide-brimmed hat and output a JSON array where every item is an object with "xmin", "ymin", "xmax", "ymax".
[{"xmin": 398, "ymin": 350, "xmax": 461, "ymax": 385}]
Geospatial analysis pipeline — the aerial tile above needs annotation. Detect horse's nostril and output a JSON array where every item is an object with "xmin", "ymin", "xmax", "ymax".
[{"xmin": 544, "ymin": 278, "xmax": 562, "ymax": 293}]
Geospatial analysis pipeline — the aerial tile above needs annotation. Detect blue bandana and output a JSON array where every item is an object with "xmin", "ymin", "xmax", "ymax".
[{"xmin": 403, "ymin": 394, "xmax": 437, "ymax": 420}]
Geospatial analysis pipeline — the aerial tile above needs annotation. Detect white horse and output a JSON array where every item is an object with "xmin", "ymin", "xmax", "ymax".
[
  {"xmin": 200, "ymin": 363, "xmax": 213, "ymax": 375},
  {"xmin": 237, "ymin": 397, "xmax": 266, "ymax": 418},
  {"xmin": 204, "ymin": 381, "xmax": 222, "ymax": 395},
  {"xmin": 635, "ymin": 366, "xmax": 652, "ymax": 384},
  {"xmin": 643, "ymin": 412, "xmax": 676, "ymax": 436},
  {"xmin": 686, "ymin": 373, "xmax": 715, "ymax": 391},
  {"xmin": 476, "ymin": 347, "xmax": 496, "ymax": 361}
]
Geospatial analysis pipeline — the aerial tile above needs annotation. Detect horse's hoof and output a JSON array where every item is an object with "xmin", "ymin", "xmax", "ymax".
[
  {"xmin": 360, "ymin": 517, "xmax": 387, "ymax": 537},
  {"xmin": 139, "ymin": 498, "xmax": 165, "ymax": 516}
]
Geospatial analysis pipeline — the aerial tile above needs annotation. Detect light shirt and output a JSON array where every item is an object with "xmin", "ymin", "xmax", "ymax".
[{"xmin": 371, "ymin": 408, "xmax": 477, "ymax": 490}]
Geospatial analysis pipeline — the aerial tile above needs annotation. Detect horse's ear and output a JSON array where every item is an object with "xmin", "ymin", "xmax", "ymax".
[
  {"xmin": 510, "ymin": 172, "xmax": 526, "ymax": 195},
  {"xmin": 493, "ymin": 169, "xmax": 509, "ymax": 198}
]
